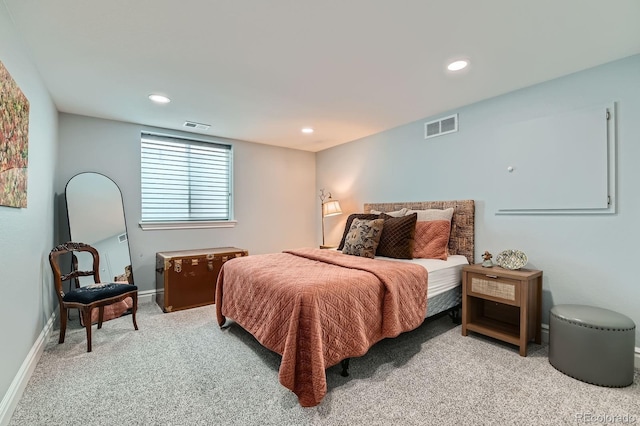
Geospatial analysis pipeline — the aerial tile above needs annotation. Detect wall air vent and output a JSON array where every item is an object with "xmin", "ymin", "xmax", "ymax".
[
  {"xmin": 118, "ymin": 233, "xmax": 127, "ymax": 243},
  {"xmin": 424, "ymin": 114, "xmax": 458, "ymax": 139},
  {"xmin": 183, "ymin": 121, "xmax": 211, "ymax": 130}
]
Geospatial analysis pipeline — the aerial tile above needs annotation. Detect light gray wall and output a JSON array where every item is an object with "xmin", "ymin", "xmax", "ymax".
[
  {"xmin": 317, "ymin": 54, "xmax": 640, "ymax": 346},
  {"xmin": 0, "ymin": 3, "xmax": 59, "ymax": 410},
  {"xmin": 57, "ymin": 114, "xmax": 317, "ymax": 293}
]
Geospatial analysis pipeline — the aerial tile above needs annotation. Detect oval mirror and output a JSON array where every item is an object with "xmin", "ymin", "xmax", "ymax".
[{"xmin": 65, "ymin": 172, "xmax": 133, "ymax": 285}]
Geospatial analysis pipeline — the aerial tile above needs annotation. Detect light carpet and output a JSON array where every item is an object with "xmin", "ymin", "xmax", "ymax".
[{"xmin": 9, "ymin": 302, "xmax": 639, "ymax": 426}]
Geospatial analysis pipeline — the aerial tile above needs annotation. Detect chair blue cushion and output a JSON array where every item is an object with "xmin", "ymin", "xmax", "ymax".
[{"xmin": 63, "ymin": 283, "xmax": 137, "ymax": 304}]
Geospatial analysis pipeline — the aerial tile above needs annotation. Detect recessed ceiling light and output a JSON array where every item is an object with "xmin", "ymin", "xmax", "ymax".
[
  {"xmin": 301, "ymin": 127, "xmax": 314, "ymax": 134},
  {"xmin": 447, "ymin": 60, "xmax": 469, "ymax": 71},
  {"xmin": 148, "ymin": 94, "xmax": 171, "ymax": 104}
]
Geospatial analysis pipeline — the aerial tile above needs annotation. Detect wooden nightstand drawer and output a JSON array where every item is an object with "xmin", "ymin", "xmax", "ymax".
[{"xmin": 467, "ymin": 273, "xmax": 520, "ymax": 306}]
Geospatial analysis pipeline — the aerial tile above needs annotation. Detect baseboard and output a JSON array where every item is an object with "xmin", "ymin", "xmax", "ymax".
[
  {"xmin": 541, "ymin": 323, "xmax": 549, "ymax": 344},
  {"xmin": 138, "ymin": 289, "xmax": 156, "ymax": 305},
  {"xmin": 0, "ymin": 310, "xmax": 57, "ymax": 426},
  {"xmin": 543, "ymin": 323, "xmax": 640, "ymax": 370}
]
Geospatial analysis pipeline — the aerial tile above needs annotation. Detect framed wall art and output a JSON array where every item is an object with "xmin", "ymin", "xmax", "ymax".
[{"xmin": 0, "ymin": 60, "xmax": 30, "ymax": 208}]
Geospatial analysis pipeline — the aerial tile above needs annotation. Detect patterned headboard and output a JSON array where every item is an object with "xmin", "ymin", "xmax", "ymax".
[{"xmin": 363, "ymin": 200, "xmax": 475, "ymax": 264}]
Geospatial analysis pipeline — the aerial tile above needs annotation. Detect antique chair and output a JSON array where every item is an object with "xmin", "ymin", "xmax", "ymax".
[{"xmin": 49, "ymin": 242, "xmax": 139, "ymax": 352}]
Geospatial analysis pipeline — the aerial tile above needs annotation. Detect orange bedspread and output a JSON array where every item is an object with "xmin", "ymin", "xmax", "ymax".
[{"xmin": 215, "ymin": 248, "xmax": 428, "ymax": 407}]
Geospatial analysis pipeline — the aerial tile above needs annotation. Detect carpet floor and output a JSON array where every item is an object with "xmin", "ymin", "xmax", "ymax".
[{"xmin": 9, "ymin": 302, "xmax": 639, "ymax": 426}]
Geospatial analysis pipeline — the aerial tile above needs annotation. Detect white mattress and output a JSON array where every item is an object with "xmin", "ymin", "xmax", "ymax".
[{"xmin": 376, "ymin": 255, "xmax": 469, "ymax": 298}]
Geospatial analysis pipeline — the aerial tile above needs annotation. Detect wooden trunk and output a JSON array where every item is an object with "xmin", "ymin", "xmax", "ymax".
[{"xmin": 155, "ymin": 247, "xmax": 248, "ymax": 313}]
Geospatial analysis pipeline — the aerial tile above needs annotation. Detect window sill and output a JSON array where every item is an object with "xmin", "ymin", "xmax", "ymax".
[{"xmin": 139, "ymin": 220, "xmax": 237, "ymax": 231}]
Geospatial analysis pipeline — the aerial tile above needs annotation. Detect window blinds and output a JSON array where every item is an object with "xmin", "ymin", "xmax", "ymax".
[{"xmin": 140, "ymin": 133, "xmax": 232, "ymax": 222}]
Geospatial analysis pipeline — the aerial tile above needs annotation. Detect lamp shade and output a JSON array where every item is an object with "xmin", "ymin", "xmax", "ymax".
[{"xmin": 322, "ymin": 200, "xmax": 342, "ymax": 217}]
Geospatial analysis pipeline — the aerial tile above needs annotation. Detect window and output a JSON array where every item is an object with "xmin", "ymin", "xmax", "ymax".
[{"xmin": 140, "ymin": 133, "xmax": 234, "ymax": 230}]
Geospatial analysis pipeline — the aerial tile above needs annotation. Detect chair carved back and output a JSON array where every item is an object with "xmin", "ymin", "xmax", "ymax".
[{"xmin": 49, "ymin": 242, "xmax": 102, "ymax": 300}]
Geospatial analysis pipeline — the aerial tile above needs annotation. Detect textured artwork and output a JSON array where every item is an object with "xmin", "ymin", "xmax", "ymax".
[{"xmin": 0, "ymin": 60, "xmax": 29, "ymax": 208}]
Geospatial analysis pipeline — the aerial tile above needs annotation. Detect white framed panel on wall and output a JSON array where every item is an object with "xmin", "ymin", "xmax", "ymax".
[{"xmin": 494, "ymin": 103, "xmax": 616, "ymax": 215}]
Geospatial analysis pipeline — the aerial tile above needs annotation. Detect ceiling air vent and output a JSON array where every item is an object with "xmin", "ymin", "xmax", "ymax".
[
  {"xmin": 183, "ymin": 121, "xmax": 211, "ymax": 130},
  {"xmin": 118, "ymin": 233, "xmax": 127, "ymax": 243},
  {"xmin": 424, "ymin": 114, "xmax": 458, "ymax": 139}
]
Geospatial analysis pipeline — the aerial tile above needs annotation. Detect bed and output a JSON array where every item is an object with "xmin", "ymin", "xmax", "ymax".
[{"xmin": 215, "ymin": 200, "xmax": 475, "ymax": 407}]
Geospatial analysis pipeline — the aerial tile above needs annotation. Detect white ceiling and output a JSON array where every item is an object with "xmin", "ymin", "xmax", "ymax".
[{"xmin": 5, "ymin": 0, "xmax": 640, "ymax": 152}]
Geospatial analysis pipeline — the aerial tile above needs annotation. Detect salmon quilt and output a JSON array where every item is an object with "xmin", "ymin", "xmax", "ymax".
[{"xmin": 215, "ymin": 248, "xmax": 428, "ymax": 406}]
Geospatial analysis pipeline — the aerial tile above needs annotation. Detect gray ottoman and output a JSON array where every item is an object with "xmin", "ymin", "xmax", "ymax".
[{"xmin": 549, "ymin": 304, "xmax": 635, "ymax": 387}]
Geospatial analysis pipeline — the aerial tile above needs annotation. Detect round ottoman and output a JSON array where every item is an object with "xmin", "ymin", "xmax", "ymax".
[{"xmin": 549, "ymin": 304, "xmax": 635, "ymax": 387}]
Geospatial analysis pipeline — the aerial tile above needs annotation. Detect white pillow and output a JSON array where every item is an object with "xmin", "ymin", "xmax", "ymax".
[
  {"xmin": 406, "ymin": 207, "xmax": 454, "ymax": 222},
  {"xmin": 370, "ymin": 207, "xmax": 408, "ymax": 217}
]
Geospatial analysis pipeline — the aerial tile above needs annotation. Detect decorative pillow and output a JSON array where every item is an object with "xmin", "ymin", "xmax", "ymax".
[
  {"xmin": 376, "ymin": 212, "xmax": 417, "ymax": 259},
  {"xmin": 342, "ymin": 218, "xmax": 385, "ymax": 259},
  {"xmin": 412, "ymin": 220, "xmax": 451, "ymax": 260},
  {"xmin": 406, "ymin": 207, "xmax": 454, "ymax": 222},
  {"xmin": 370, "ymin": 208, "xmax": 408, "ymax": 217},
  {"xmin": 337, "ymin": 213, "xmax": 380, "ymax": 250}
]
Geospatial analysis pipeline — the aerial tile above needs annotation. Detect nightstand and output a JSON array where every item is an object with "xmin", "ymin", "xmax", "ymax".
[{"xmin": 461, "ymin": 263, "xmax": 542, "ymax": 356}]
